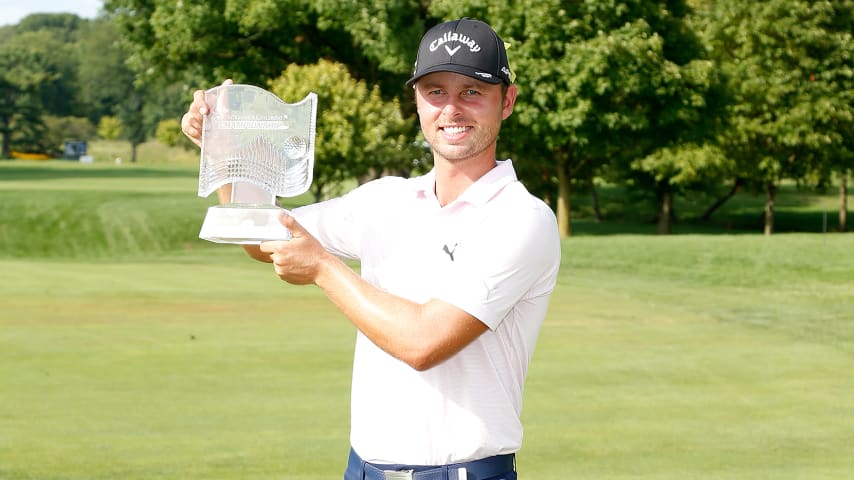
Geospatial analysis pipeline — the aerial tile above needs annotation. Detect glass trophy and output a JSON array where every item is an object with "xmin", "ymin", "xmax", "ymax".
[{"xmin": 197, "ymin": 84, "xmax": 317, "ymax": 244}]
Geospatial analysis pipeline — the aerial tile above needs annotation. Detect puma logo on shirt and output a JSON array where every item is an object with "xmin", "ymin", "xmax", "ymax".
[{"xmin": 442, "ymin": 243, "xmax": 458, "ymax": 261}]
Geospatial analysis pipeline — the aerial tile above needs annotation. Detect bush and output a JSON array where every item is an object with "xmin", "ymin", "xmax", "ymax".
[
  {"xmin": 97, "ymin": 116, "xmax": 123, "ymax": 140},
  {"xmin": 38, "ymin": 115, "xmax": 96, "ymax": 154},
  {"xmin": 155, "ymin": 118, "xmax": 195, "ymax": 150}
]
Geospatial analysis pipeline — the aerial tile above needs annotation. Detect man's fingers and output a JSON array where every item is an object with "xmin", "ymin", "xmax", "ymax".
[
  {"xmin": 180, "ymin": 89, "xmax": 211, "ymax": 146},
  {"xmin": 259, "ymin": 240, "xmax": 280, "ymax": 254},
  {"xmin": 214, "ymin": 79, "xmax": 235, "ymax": 113},
  {"xmin": 193, "ymin": 89, "xmax": 209, "ymax": 116},
  {"xmin": 181, "ymin": 117, "xmax": 201, "ymax": 146},
  {"xmin": 181, "ymin": 80, "xmax": 231, "ymax": 146},
  {"xmin": 279, "ymin": 212, "xmax": 306, "ymax": 236}
]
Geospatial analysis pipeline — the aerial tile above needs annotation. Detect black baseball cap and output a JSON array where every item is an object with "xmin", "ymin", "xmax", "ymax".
[{"xmin": 406, "ymin": 18, "xmax": 514, "ymax": 87}]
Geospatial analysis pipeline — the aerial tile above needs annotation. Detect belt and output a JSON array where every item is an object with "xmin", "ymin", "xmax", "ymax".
[{"xmin": 348, "ymin": 448, "xmax": 516, "ymax": 480}]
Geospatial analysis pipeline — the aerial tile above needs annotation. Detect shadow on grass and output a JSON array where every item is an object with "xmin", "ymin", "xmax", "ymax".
[
  {"xmin": 3, "ymin": 161, "xmax": 847, "ymax": 236},
  {"xmin": 0, "ymin": 161, "xmax": 197, "ymax": 181},
  {"xmin": 568, "ymin": 183, "xmax": 847, "ymax": 235}
]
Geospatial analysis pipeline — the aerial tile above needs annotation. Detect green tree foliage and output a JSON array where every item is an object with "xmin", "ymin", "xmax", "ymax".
[
  {"xmin": 0, "ymin": 14, "xmax": 126, "ymax": 157},
  {"xmin": 14, "ymin": 14, "xmax": 82, "ymax": 117},
  {"xmin": 433, "ymin": 0, "xmax": 724, "ymax": 236},
  {"xmin": 76, "ymin": 17, "xmax": 151, "ymax": 162},
  {"xmin": 700, "ymin": 0, "xmax": 854, "ymax": 235},
  {"xmin": 101, "ymin": 0, "xmax": 433, "ymax": 131},
  {"xmin": 104, "ymin": 0, "xmax": 420, "ymax": 90},
  {"xmin": 0, "ymin": 29, "xmax": 69, "ymax": 155},
  {"xmin": 310, "ymin": 0, "xmax": 425, "ymax": 97},
  {"xmin": 104, "ymin": 0, "xmax": 425, "ymax": 165},
  {"xmin": 632, "ymin": 143, "xmax": 732, "ymax": 233},
  {"xmin": 16, "ymin": 13, "xmax": 84, "ymax": 41},
  {"xmin": 270, "ymin": 60, "xmax": 419, "ymax": 202},
  {"xmin": 42, "ymin": 116, "xmax": 96, "ymax": 154},
  {"xmin": 76, "ymin": 19, "xmax": 136, "ymax": 122},
  {"xmin": 97, "ymin": 116, "xmax": 123, "ymax": 140},
  {"xmin": 155, "ymin": 118, "xmax": 194, "ymax": 149}
]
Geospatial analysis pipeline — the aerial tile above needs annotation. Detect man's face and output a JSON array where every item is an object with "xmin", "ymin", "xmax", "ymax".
[{"xmin": 414, "ymin": 71, "xmax": 517, "ymax": 164}]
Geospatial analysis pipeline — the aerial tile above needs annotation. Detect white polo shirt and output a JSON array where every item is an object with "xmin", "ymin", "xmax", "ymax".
[{"xmin": 293, "ymin": 160, "xmax": 560, "ymax": 465}]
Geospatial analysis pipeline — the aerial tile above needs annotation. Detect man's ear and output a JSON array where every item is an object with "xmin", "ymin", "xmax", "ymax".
[{"xmin": 502, "ymin": 84, "xmax": 518, "ymax": 120}]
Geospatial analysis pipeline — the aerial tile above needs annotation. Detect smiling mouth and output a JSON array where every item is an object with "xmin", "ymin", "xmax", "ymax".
[{"xmin": 442, "ymin": 126, "xmax": 471, "ymax": 134}]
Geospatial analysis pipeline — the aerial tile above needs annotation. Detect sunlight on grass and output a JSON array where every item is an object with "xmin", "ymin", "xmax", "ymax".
[{"xmin": 87, "ymin": 139, "xmax": 199, "ymax": 165}]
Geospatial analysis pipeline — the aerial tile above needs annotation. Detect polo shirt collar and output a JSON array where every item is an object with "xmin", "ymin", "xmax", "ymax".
[{"xmin": 413, "ymin": 159, "xmax": 518, "ymax": 208}]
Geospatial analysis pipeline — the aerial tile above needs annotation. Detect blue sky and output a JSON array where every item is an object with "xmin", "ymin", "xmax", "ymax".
[{"xmin": 0, "ymin": 0, "xmax": 102, "ymax": 27}]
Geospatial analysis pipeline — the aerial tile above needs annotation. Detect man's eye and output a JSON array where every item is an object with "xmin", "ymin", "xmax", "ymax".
[{"xmin": 464, "ymin": 89, "xmax": 480, "ymax": 96}]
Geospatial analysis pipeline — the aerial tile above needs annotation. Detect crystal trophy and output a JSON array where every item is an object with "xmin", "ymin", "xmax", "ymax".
[{"xmin": 197, "ymin": 84, "xmax": 317, "ymax": 244}]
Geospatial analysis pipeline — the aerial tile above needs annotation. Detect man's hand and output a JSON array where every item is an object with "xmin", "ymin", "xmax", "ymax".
[
  {"xmin": 259, "ymin": 212, "xmax": 334, "ymax": 286},
  {"xmin": 181, "ymin": 78, "xmax": 233, "ymax": 147}
]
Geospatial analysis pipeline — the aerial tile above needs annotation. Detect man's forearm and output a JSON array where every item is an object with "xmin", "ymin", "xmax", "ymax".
[{"xmin": 314, "ymin": 254, "xmax": 486, "ymax": 371}]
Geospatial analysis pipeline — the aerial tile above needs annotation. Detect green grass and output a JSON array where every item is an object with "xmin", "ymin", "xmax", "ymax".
[
  {"xmin": 0, "ymin": 160, "xmax": 312, "ymax": 259},
  {"xmin": 1, "ymin": 161, "xmax": 853, "ymax": 479},
  {"xmin": 1, "ymin": 252, "xmax": 351, "ymax": 480},
  {"xmin": 86, "ymin": 139, "xmax": 200, "ymax": 165},
  {"xmin": 524, "ymin": 235, "xmax": 854, "ymax": 479}
]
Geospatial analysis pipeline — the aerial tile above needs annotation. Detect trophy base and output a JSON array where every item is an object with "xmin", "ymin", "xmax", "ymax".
[{"xmin": 199, "ymin": 205, "xmax": 292, "ymax": 244}]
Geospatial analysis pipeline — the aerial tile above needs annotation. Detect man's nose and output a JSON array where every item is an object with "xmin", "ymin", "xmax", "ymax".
[{"xmin": 441, "ymin": 97, "xmax": 463, "ymax": 118}]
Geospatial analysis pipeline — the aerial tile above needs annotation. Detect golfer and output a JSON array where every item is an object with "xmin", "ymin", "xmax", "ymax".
[{"xmin": 182, "ymin": 18, "xmax": 560, "ymax": 480}]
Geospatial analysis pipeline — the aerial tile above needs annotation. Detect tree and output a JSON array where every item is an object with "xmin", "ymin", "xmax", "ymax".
[
  {"xmin": 15, "ymin": 14, "xmax": 83, "ymax": 118},
  {"xmin": 841, "ymin": 170, "xmax": 849, "ymax": 232},
  {"xmin": 104, "ymin": 0, "xmax": 421, "ymax": 90},
  {"xmin": 631, "ymin": 144, "xmax": 732, "ymax": 233},
  {"xmin": 0, "ymin": 14, "xmax": 131, "ymax": 157},
  {"xmin": 431, "ymin": 0, "xmax": 724, "ymax": 236},
  {"xmin": 17, "ymin": 13, "xmax": 84, "ymax": 41},
  {"xmin": 117, "ymin": 90, "xmax": 147, "ymax": 163},
  {"xmin": 156, "ymin": 118, "xmax": 193, "ymax": 149},
  {"xmin": 310, "ymin": 0, "xmax": 426, "ymax": 97},
  {"xmin": 77, "ymin": 17, "xmax": 154, "ymax": 163},
  {"xmin": 700, "ymin": 0, "xmax": 854, "ymax": 235},
  {"xmin": 270, "ymin": 60, "xmax": 420, "ymax": 202},
  {"xmin": 104, "ymin": 0, "xmax": 426, "ymax": 165},
  {"xmin": 105, "ymin": 0, "xmax": 313, "ymax": 86},
  {"xmin": 98, "ymin": 116, "xmax": 123, "ymax": 140},
  {"xmin": 42, "ymin": 116, "xmax": 96, "ymax": 155},
  {"xmin": 0, "ymin": 30, "xmax": 68, "ymax": 156},
  {"xmin": 76, "ymin": 19, "xmax": 135, "ymax": 122}
]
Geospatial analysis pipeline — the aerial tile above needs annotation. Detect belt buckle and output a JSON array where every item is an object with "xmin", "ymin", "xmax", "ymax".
[{"xmin": 383, "ymin": 470, "xmax": 414, "ymax": 480}]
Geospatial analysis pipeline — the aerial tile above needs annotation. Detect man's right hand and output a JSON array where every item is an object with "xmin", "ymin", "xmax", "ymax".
[{"xmin": 181, "ymin": 78, "xmax": 233, "ymax": 147}]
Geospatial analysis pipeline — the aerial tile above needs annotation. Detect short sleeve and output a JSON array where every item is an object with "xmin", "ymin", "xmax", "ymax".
[{"xmin": 433, "ymin": 191, "xmax": 560, "ymax": 330}]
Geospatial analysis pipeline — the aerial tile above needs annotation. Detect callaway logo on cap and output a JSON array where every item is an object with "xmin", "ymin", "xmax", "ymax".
[{"xmin": 406, "ymin": 18, "xmax": 514, "ymax": 86}]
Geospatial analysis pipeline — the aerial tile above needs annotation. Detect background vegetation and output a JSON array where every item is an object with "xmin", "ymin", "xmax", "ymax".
[
  {"xmin": 1, "ymin": 162, "xmax": 852, "ymax": 479},
  {"xmin": 0, "ymin": 0, "xmax": 851, "ymax": 236},
  {"xmin": 1, "ymin": 2, "xmax": 851, "ymax": 477}
]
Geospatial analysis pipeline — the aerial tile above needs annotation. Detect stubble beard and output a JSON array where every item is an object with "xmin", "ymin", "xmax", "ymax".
[{"xmin": 427, "ymin": 123, "xmax": 501, "ymax": 165}]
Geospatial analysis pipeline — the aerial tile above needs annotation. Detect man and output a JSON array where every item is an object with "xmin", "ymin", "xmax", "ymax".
[{"xmin": 182, "ymin": 18, "xmax": 560, "ymax": 480}]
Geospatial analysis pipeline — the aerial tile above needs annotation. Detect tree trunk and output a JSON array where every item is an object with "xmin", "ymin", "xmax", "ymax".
[
  {"xmin": 0, "ymin": 115, "xmax": 9, "ymax": 158},
  {"xmin": 840, "ymin": 170, "xmax": 848, "ymax": 233},
  {"xmin": 130, "ymin": 141, "xmax": 139, "ymax": 163},
  {"xmin": 657, "ymin": 190, "xmax": 673, "ymax": 235},
  {"xmin": 700, "ymin": 178, "xmax": 744, "ymax": 221},
  {"xmin": 312, "ymin": 181, "xmax": 324, "ymax": 204},
  {"xmin": 556, "ymin": 162, "xmax": 572, "ymax": 238},
  {"xmin": 764, "ymin": 182, "xmax": 776, "ymax": 236},
  {"xmin": 589, "ymin": 179, "xmax": 602, "ymax": 223}
]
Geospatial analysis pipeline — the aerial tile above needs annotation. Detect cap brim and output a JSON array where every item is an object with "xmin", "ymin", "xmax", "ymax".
[{"xmin": 406, "ymin": 64, "xmax": 505, "ymax": 87}]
